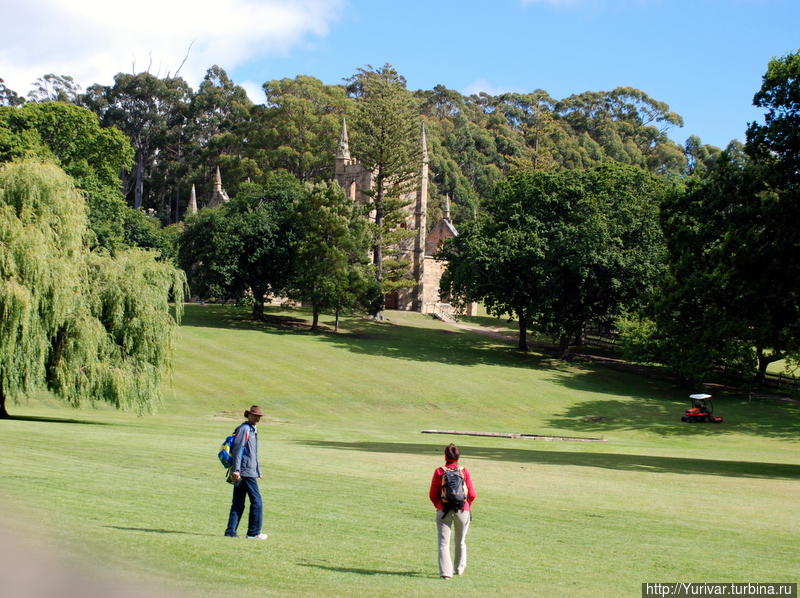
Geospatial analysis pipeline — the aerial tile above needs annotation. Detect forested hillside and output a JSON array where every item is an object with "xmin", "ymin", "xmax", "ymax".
[{"xmin": 1, "ymin": 66, "xmax": 722, "ymax": 225}]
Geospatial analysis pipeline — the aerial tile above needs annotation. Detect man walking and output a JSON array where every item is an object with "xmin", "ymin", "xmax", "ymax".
[{"xmin": 224, "ymin": 405, "xmax": 268, "ymax": 539}]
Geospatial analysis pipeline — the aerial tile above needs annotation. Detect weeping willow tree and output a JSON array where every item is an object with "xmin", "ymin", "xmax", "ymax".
[{"xmin": 0, "ymin": 160, "xmax": 185, "ymax": 418}]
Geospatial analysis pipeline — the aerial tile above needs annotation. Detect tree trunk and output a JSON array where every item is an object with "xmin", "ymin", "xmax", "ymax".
[
  {"xmin": 134, "ymin": 152, "xmax": 145, "ymax": 210},
  {"xmin": 311, "ymin": 304, "xmax": 320, "ymax": 331},
  {"xmin": 755, "ymin": 346, "xmax": 782, "ymax": 384},
  {"xmin": 251, "ymin": 298, "xmax": 264, "ymax": 321},
  {"xmin": 335, "ymin": 307, "xmax": 340, "ymax": 333},
  {"xmin": 573, "ymin": 324, "xmax": 586, "ymax": 347},
  {"xmin": 0, "ymin": 386, "xmax": 9, "ymax": 419},
  {"xmin": 517, "ymin": 309, "xmax": 528, "ymax": 352},
  {"xmin": 558, "ymin": 335, "xmax": 571, "ymax": 360}
]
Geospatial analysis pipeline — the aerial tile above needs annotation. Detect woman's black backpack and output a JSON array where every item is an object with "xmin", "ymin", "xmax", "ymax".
[{"xmin": 440, "ymin": 467, "xmax": 467, "ymax": 514}]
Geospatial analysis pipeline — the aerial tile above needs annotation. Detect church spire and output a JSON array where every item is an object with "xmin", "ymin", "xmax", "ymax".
[
  {"xmin": 188, "ymin": 184, "xmax": 198, "ymax": 215},
  {"xmin": 444, "ymin": 194, "xmax": 451, "ymax": 222},
  {"xmin": 420, "ymin": 122, "xmax": 429, "ymax": 164},
  {"xmin": 209, "ymin": 166, "xmax": 230, "ymax": 207},
  {"xmin": 336, "ymin": 117, "xmax": 351, "ymax": 161}
]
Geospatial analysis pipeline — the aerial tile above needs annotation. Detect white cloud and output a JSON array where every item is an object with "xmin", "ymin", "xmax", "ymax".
[
  {"xmin": 240, "ymin": 80, "xmax": 266, "ymax": 104},
  {"xmin": 462, "ymin": 79, "xmax": 521, "ymax": 97},
  {"xmin": 0, "ymin": 0, "xmax": 343, "ymax": 96}
]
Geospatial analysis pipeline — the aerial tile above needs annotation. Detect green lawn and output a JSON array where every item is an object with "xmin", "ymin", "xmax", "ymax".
[{"xmin": 1, "ymin": 304, "xmax": 798, "ymax": 597}]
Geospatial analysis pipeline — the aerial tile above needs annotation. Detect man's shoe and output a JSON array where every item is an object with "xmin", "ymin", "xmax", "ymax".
[{"xmin": 246, "ymin": 533, "xmax": 268, "ymax": 540}]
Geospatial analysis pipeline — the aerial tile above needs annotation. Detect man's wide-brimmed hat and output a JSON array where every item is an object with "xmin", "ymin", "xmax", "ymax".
[{"xmin": 244, "ymin": 405, "xmax": 265, "ymax": 417}]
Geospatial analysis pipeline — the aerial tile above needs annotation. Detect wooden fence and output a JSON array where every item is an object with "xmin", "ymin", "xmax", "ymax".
[
  {"xmin": 583, "ymin": 326, "xmax": 620, "ymax": 350},
  {"xmin": 718, "ymin": 365, "xmax": 800, "ymax": 393},
  {"xmin": 583, "ymin": 326, "xmax": 800, "ymax": 393}
]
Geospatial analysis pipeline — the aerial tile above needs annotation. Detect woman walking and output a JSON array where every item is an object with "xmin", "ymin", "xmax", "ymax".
[{"xmin": 429, "ymin": 443, "xmax": 477, "ymax": 579}]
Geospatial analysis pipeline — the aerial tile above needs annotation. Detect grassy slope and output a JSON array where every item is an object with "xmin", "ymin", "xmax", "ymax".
[{"xmin": 1, "ymin": 304, "xmax": 798, "ymax": 598}]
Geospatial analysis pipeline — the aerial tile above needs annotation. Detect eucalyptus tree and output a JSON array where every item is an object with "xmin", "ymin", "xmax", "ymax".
[
  {"xmin": 27, "ymin": 74, "xmax": 82, "ymax": 103},
  {"xmin": 0, "ymin": 160, "xmax": 184, "ymax": 418},
  {"xmin": 185, "ymin": 65, "xmax": 255, "ymax": 207},
  {"xmin": 251, "ymin": 75, "xmax": 352, "ymax": 182},
  {"xmin": 683, "ymin": 135, "xmax": 722, "ymax": 176},
  {"xmin": 0, "ymin": 78, "xmax": 25, "ymax": 106},
  {"xmin": 83, "ymin": 72, "xmax": 191, "ymax": 212}
]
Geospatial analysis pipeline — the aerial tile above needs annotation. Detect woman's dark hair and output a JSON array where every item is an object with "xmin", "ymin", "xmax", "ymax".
[{"xmin": 444, "ymin": 443, "xmax": 460, "ymax": 461}]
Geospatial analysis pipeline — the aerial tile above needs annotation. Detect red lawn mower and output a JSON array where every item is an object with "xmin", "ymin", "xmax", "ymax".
[{"xmin": 681, "ymin": 393, "xmax": 723, "ymax": 423}]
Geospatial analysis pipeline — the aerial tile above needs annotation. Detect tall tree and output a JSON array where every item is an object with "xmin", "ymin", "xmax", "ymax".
[
  {"xmin": 184, "ymin": 66, "xmax": 255, "ymax": 213},
  {"xmin": 349, "ymin": 64, "xmax": 421, "ymax": 308},
  {"xmin": 654, "ymin": 52, "xmax": 800, "ymax": 383},
  {"xmin": 683, "ymin": 135, "xmax": 722, "ymax": 176},
  {"xmin": 0, "ymin": 78, "xmax": 25, "ymax": 107},
  {"xmin": 83, "ymin": 72, "xmax": 191, "ymax": 212},
  {"xmin": 746, "ymin": 50, "xmax": 800, "ymax": 186},
  {"xmin": 657, "ymin": 153, "xmax": 800, "ymax": 383},
  {"xmin": 289, "ymin": 181, "xmax": 376, "ymax": 331},
  {"xmin": 439, "ymin": 213, "xmax": 542, "ymax": 351},
  {"xmin": 0, "ymin": 160, "xmax": 184, "ymax": 418}
]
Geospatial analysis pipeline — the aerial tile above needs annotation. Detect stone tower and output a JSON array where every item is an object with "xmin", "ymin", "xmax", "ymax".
[
  {"xmin": 410, "ymin": 124, "xmax": 429, "ymax": 311},
  {"xmin": 208, "ymin": 166, "xmax": 230, "ymax": 207}
]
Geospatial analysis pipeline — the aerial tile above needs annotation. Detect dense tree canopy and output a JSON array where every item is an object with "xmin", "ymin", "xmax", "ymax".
[
  {"xmin": 440, "ymin": 163, "xmax": 668, "ymax": 355},
  {"xmin": 0, "ymin": 101, "xmax": 134, "ymax": 250},
  {"xmin": 83, "ymin": 72, "xmax": 192, "ymax": 213},
  {"xmin": 746, "ymin": 50, "xmax": 800, "ymax": 185},
  {"xmin": 179, "ymin": 172, "xmax": 304, "ymax": 319},
  {"xmin": 0, "ymin": 64, "xmax": 701, "ymax": 226},
  {"xmin": 626, "ymin": 50, "xmax": 800, "ymax": 384}
]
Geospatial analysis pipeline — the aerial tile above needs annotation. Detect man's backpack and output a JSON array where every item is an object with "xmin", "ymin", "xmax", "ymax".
[
  {"xmin": 440, "ymin": 467, "xmax": 467, "ymax": 513},
  {"xmin": 218, "ymin": 433, "xmax": 237, "ymax": 468},
  {"xmin": 217, "ymin": 425, "xmax": 249, "ymax": 469}
]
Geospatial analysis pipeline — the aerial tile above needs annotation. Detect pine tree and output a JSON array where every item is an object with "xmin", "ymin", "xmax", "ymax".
[{"xmin": 349, "ymin": 65, "xmax": 421, "ymax": 309}]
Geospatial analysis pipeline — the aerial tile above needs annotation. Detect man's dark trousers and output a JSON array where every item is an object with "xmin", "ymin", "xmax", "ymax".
[{"xmin": 225, "ymin": 477, "xmax": 263, "ymax": 537}]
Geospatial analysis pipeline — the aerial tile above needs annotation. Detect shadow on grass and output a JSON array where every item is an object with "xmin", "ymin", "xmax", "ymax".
[
  {"xmin": 298, "ymin": 562, "xmax": 428, "ymax": 578},
  {"xmin": 298, "ymin": 440, "xmax": 800, "ymax": 480},
  {"xmin": 180, "ymin": 304, "xmax": 309, "ymax": 333},
  {"xmin": 179, "ymin": 303, "xmax": 550, "ymax": 370},
  {"xmin": 103, "ymin": 526, "xmax": 209, "ymax": 536},
  {"xmin": 181, "ymin": 304, "xmax": 799, "ymax": 440},
  {"xmin": 1, "ymin": 415, "xmax": 111, "ymax": 426},
  {"xmin": 548, "ymin": 369, "xmax": 800, "ymax": 440}
]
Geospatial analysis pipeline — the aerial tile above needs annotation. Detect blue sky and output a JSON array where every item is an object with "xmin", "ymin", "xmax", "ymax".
[
  {"xmin": 3, "ymin": 0, "xmax": 798, "ymax": 149},
  {"xmin": 231, "ymin": 0, "xmax": 799, "ymax": 149}
]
